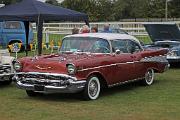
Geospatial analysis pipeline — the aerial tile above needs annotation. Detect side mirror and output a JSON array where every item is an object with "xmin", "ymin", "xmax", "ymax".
[{"xmin": 115, "ymin": 49, "xmax": 121, "ymax": 54}]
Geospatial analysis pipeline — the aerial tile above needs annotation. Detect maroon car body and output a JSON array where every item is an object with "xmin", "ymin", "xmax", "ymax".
[{"xmin": 13, "ymin": 33, "xmax": 169, "ymax": 100}]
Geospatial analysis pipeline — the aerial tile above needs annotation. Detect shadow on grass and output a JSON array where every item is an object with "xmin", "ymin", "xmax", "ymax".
[
  {"xmin": 169, "ymin": 63, "xmax": 180, "ymax": 69},
  {"xmin": 22, "ymin": 80, "xmax": 162, "ymax": 102},
  {"xmin": 0, "ymin": 82, "xmax": 13, "ymax": 88}
]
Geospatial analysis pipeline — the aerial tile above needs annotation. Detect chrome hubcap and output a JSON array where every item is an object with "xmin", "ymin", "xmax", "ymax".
[
  {"xmin": 89, "ymin": 80, "xmax": 98, "ymax": 97},
  {"xmin": 145, "ymin": 69, "xmax": 154, "ymax": 84}
]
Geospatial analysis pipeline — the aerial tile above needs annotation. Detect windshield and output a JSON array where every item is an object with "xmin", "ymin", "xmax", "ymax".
[
  {"xmin": 155, "ymin": 41, "xmax": 180, "ymax": 48},
  {"xmin": 60, "ymin": 37, "xmax": 111, "ymax": 53}
]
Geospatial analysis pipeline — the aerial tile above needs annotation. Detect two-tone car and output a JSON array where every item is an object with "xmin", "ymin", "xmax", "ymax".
[{"xmin": 13, "ymin": 33, "xmax": 169, "ymax": 100}]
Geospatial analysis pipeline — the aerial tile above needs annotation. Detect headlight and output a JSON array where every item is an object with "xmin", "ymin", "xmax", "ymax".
[
  {"xmin": 67, "ymin": 64, "xmax": 76, "ymax": 75},
  {"xmin": 13, "ymin": 60, "xmax": 22, "ymax": 71}
]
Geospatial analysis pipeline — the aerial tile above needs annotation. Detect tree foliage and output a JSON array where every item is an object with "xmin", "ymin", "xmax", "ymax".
[
  {"xmin": 61, "ymin": 0, "xmax": 180, "ymax": 21},
  {"xmin": 0, "ymin": 0, "xmax": 21, "ymax": 5},
  {"xmin": 45, "ymin": 0, "xmax": 59, "ymax": 6},
  {"xmin": 1, "ymin": 0, "xmax": 180, "ymax": 21}
]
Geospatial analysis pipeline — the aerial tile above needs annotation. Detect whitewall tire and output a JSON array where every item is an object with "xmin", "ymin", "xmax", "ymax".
[
  {"xmin": 142, "ymin": 69, "xmax": 155, "ymax": 86},
  {"xmin": 83, "ymin": 76, "xmax": 101, "ymax": 100}
]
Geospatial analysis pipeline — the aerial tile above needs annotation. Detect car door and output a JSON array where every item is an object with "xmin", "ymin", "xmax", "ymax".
[
  {"xmin": 111, "ymin": 39, "xmax": 135, "ymax": 83},
  {"xmin": 126, "ymin": 40, "xmax": 146, "ymax": 79}
]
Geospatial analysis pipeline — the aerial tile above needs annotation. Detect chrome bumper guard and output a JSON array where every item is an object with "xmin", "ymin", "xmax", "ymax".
[{"xmin": 14, "ymin": 72, "xmax": 86, "ymax": 93}]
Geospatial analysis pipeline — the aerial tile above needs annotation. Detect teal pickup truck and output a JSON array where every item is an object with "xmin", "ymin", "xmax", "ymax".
[{"xmin": 0, "ymin": 21, "xmax": 33, "ymax": 51}]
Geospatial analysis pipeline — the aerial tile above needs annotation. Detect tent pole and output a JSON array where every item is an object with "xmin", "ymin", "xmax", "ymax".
[
  {"xmin": 37, "ymin": 15, "xmax": 43, "ymax": 55},
  {"xmin": 24, "ymin": 21, "xmax": 29, "ymax": 56},
  {"xmin": 85, "ymin": 20, "xmax": 89, "ymax": 26}
]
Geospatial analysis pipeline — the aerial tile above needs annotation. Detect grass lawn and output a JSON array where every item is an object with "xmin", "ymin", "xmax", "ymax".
[
  {"xmin": 1, "ymin": 35, "xmax": 179, "ymax": 120},
  {"xmin": 0, "ymin": 68, "xmax": 180, "ymax": 120}
]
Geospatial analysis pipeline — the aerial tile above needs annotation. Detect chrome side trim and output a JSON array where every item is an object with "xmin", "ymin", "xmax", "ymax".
[
  {"xmin": 78, "ymin": 55, "xmax": 167, "ymax": 72},
  {"xmin": 108, "ymin": 77, "xmax": 144, "ymax": 88},
  {"xmin": 140, "ymin": 56, "xmax": 168, "ymax": 63},
  {"xmin": 78, "ymin": 64, "xmax": 117, "ymax": 72}
]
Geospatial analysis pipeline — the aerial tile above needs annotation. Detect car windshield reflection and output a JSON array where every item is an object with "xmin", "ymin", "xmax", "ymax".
[{"xmin": 60, "ymin": 37, "xmax": 110, "ymax": 53}]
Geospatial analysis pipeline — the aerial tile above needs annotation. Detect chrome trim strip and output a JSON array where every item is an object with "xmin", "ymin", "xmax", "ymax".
[
  {"xmin": 78, "ymin": 55, "xmax": 167, "ymax": 72},
  {"xmin": 108, "ymin": 77, "xmax": 144, "ymax": 88}
]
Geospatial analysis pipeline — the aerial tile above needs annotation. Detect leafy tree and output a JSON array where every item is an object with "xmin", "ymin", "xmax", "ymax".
[
  {"xmin": 45, "ymin": 0, "xmax": 59, "ymax": 6},
  {"xmin": 169, "ymin": 0, "xmax": 180, "ymax": 18},
  {"xmin": 0, "ymin": 0, "xmax": 21, "ymax": 5}
]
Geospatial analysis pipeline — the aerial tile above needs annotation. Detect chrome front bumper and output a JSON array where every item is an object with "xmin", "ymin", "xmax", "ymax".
[
  {"xmin": 14, "ymin": 72, "xmax": 86, "ymax": 93},
  {"xmin": 166, "ymin": 55, "xmax": 180, "ymax": 63}
]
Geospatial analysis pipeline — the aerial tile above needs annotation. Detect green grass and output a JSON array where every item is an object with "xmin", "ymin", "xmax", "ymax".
[
  {"xmin": 0, "ymin": 68, "xmax": 180, "ymax": 120},
  {"xmin": 136, "ymin": 35, "xmax": 152, "ymax": 44},
  {"xmin": 1, "ymin": 35, "xmax": 179, "ymax": 120}
]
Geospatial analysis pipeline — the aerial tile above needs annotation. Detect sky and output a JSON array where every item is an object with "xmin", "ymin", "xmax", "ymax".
[{"xmin": 38, "ymin": 0, "xmax": 64, "ymax": 3}]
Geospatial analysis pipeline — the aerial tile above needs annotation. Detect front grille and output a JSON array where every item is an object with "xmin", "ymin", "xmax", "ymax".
[
  {"xmin": 18, "ymin": 73, "xmax": 67, "ymax": 81},
  {"xmin": 18, "ymin": 72, "xmax": 72, "ymax": 86},
  {"xmin": 21, "ymin": 79, "xmax": 56, "ymax": 86},
  {"xmin": 0, "ymin": 64, "xmax": 11, "ymax": 74}
]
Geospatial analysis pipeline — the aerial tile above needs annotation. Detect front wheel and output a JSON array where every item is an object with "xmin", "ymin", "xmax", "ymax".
[
  {"xmin": 142, "ymin": 69, "xmax": 155, "ymax": 86},
  {"xmin": 83, "ymin": 76, "xmax": 101, "ymax": 100}
]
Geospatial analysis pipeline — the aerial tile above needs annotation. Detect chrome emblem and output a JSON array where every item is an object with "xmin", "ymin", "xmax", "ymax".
[{"xmin": 35, "ymin": 65, "xmax": 52, "ymax": 70}]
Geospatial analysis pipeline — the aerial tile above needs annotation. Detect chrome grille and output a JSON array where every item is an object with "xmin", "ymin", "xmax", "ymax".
[
  {"xmin": 0, "ymin": 64, "xmax": 11, "ymax": 74},
  {"xmin": 18, "ymin": 73, "xmax": 68, "ymax": 81}
]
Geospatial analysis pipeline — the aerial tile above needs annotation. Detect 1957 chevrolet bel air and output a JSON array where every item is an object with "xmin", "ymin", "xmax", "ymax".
[{"xmin": 13, "ymin": 33, "xmax": 169, "ymax": 100}]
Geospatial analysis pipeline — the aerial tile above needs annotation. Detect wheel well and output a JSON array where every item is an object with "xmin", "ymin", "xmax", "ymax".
[
  {"xmin": 8, "ymin": 40, "xmax": 22, "ymax": 45},
  {"xmin": 153, "ymin": 69, "xmax": 159, "ymax": 73},
  {"xmin": 89, "ymin": 72, "xmax": 108, "ymax": 88}
]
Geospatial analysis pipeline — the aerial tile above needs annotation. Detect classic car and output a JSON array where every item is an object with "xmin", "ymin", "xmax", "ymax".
[
  {"xmin": 13, "ymin": 33, "xmax": 169, "ymax": 100},
  {"xmin": 144, "ymin": 23, "xmax": 180, "ymax": 63},
  {"xmin": 0, "ymin": 49, "xmax": 15, "ymax": 84}
]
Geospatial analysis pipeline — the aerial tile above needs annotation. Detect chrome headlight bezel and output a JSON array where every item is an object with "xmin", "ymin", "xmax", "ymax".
[
  {"xmin": 12, "ymin": 60, "xmax": 22, "ymax": 71},
  {"xmin": 66, "ymin": 64, "xmax": 76, "ymax": 75}
]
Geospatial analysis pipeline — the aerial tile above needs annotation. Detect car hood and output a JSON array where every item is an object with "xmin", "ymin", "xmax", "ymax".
[
  {"xmin": 19, "ymin": 53, "xmax": 110, "ymax": 74},
  {"xmin": 144, "ymin": 23, "xmax": 180, "ymax": 42}
]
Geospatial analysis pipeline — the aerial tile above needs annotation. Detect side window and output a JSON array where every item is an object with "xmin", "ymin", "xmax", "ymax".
[
  {"xmin": 4, "ymin": 21, "xmax": 22, "ymax": 29},
  {"xmin": 127, "ymin": 40, "xmax": 142, "ymax": 53},
  {"xmin": 111, "ymin": 40, "xmax": 129, "ymax": 53}
]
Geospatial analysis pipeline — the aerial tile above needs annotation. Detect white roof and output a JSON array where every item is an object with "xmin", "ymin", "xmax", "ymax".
[{"xmin": 65, "ymin": 33, "xmax": 140, "ymax": 43}]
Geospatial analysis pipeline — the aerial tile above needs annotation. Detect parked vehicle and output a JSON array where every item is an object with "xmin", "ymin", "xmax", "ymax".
[
  {"xmin": 0, "ymin": 21, "xmax": 33, "ymax": 51},
  {"xmin": 0, "ymin": 49, "xmax": 15, "ymax": 85},
  {"xmin": 13, "ymin": 33, "xmax": 169, "ymax": 100},
  {"xmin": 144, "ymin": 23, "xmax": 180, "ymax": 63}
]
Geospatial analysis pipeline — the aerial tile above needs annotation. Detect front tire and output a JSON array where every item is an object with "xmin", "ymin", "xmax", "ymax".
[
  {"xmin": 0, "ymin": 76, "xmax": 12, "ymax": 85},
  {"xmin": 142, "ymin": 69, "xmax": 154, "ymax": 86},
  {"xmin": 83, "ymin": 75, "xmax": 101, "ymax": 100}
]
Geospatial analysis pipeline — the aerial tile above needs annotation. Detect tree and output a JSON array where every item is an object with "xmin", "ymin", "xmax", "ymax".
[
  {"xmin": 169, "ymin": 0, "xmax": 180, "ymax": 18},
  {"xmin": 45, "ymin": 0, "xmax": 59, "ymax": 6},
  {"xmin": 0, "ymin": 0, "xmax": 21, "ymax": 5}
]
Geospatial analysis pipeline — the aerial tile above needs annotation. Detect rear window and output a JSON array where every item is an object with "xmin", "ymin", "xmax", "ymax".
[{"xmin": 4, "ymin": 22, "xmax": 22, "ymax": 29}]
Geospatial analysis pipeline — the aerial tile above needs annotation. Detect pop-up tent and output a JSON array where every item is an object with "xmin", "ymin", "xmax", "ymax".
[{"xmin": 0, "ymin": 0, "xmax": 89, "ymax": 55}]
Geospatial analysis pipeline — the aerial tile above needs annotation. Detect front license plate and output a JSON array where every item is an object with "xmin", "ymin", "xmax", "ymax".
[{"xmin": 34, "ymin": 85, "xmax": 44, "ymax": 91}]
